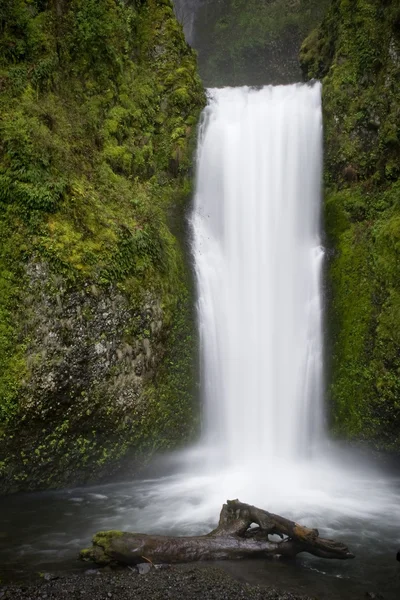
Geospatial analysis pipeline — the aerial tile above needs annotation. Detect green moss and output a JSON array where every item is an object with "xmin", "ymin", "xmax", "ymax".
[
  {"xmin": 325, "ymin": 183, "xmax": 400, "ymax": 449},
  {"xmin": 80, "ymin": 530, "xmax": 125, "ymax": 565},
  {"xmin": 0, "ymin": 208, "xmax": 28, "ymax": 426},
  {"xmin": 94, "ymin": 531, "xmax": 124, "ymax": 541},
  {"xmin": 79, "ymin": 549, "xmax": 93, "ymax": 562},
  {"xmin": 302, "ymin": 0, "xmax": 400, "ymax": 450},
  {"xmin": 0, "ymin": 0, "xmax": 205, "ymax": 493},
  {"xmin": 328, "ymin": 218, "xmax": 375, "ymax": 436},
  {"xmin": 139, "ymin": 276, "xmax": 199, "ymax": 451}
]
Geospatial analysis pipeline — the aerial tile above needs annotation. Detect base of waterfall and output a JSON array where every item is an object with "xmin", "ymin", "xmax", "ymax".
[
  {"xmin": 80, "ymin": 499, "xmax": 354, "ymax": 567},
  {"xmin": 1, "ymin": 450, "xmax": 399, "ymax": 599}
]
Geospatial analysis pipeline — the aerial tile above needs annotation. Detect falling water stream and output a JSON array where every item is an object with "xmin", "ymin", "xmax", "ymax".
[
  {"xmin": 192, "ymin": 84, "xmax": 324, "ymax": 463},
  {"xmin": 1, "ymin": 85, "xmax": 400, "ymax": 598}
]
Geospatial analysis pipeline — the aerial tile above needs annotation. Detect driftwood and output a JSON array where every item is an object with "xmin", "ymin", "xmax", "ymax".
[{"xmin": 80, "ymin": 499, "xmax": 354, "ymax": 566}]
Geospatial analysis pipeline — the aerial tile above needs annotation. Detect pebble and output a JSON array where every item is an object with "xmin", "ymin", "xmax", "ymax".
[
  {"xmin": 137, "ymin": 563, "xmax": 151, "ymax": 575},
  {"xmin": 42, "ymin": 573, "xmax": 59, "ymax": 582}
]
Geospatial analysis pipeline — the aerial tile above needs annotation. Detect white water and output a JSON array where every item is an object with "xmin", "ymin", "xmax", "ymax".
[{"xmin": 192, "ymin": 84, "xmax": 324, "ymax": 465}]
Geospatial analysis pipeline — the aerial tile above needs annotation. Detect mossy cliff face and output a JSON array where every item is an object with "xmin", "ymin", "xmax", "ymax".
[
  {"xmin": 0, "ymin": 0, "xmax": 205, "ymax": 493},
  {"xmin": 300, "ymin": 0, "xmax": 400, "ymax": 450},
  {"xmin": 190, "ymin": 0, "xmax": 330, "ymax": 86}
]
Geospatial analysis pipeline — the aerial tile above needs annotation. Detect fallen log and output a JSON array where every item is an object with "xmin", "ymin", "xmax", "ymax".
[{"xmin": 80, "ymin": 499, "xmax": 354, "ymax": 566}]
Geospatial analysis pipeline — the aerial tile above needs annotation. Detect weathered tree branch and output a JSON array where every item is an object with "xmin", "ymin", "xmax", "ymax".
[{"xmin": 80, "ymin": 499, "xmax": 354, "ymax": 566}]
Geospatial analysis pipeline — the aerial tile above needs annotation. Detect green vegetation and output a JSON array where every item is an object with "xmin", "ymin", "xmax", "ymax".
[
  {"xmin": 0, "ymin": 0, "xmax": 205, "ymax": 492},
  {"xmin": 301, "ymin": 0, "xmax": 400, "ymax": 450},
  {"xmin": 195, "ymin": 0, "xmax": 330, "ymax": 85},
  {"xmin": 80, "ymin": 530, "xmax": 124, "ymax": 566}
]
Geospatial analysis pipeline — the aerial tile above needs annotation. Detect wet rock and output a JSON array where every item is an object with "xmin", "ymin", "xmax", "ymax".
[
  {"xmin": 42, "ymin": 573, "xmax": 59, "ymax": 582},
  {"xmin": 0, "ymin": 259, "xmax": 170, "ymax": 494},
  {"xmin": 137, "ymin": 563, "xmax": 151, "ymax": 575}
]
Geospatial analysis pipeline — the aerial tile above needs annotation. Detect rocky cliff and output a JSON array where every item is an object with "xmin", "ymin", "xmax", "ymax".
[
  {"xmin": 191, "ymin": 0, "xmax": 330, "ymax": 86},
  {"xmin": 0, "ymin": 0, "xmax": 205, "ymax": 493},
  {"xmin": 301, "ymin": 0, "xmax": 400, "ymax": 451},
  {"xmin": 172, "ymin": 0, "xmax": 204, "ymax": 45}
]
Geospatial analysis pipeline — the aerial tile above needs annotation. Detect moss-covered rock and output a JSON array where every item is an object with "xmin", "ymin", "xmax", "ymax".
[
  {"xmin": 80, "ymin": 531, "xmax": 125, "ymax": 566},
  {"xmin": 0, "ymin": 0, "xmax": 205, "ymax": 493},
  {"xmin": 300, "ymin": 0, "xmax": 400, "ymax": 450}
]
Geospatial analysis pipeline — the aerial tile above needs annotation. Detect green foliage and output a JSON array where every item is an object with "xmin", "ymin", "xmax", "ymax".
[
  {"xmin": 302, "ymin": 1, "xmax": 400, "ymax": 450},
  {"xmin": 0, "ymin": 0, "xmax": 205, "ymax": 492},
  {"xmin": 0, "ymin": 209, "xmax": 27, "ymax": 426},
  {"xmin": 326, "ymin": 183, "xmax": 400, "ymax": 449},
  {"xmin": 301, "ymin": 0, "xmax": 400, "ymax": 184}
]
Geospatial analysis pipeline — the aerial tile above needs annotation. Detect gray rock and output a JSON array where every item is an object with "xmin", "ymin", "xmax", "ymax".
[
  {"xmin": 137, "ymin": 563, "xmax": 152, "ymax": 575},
  {"xmin": 42, "ymin": 573, "xmax": 59, "ymax": 582},
  {"xmin": 155, "ymin": 564, "xmax": 171, "ymax": 570}
]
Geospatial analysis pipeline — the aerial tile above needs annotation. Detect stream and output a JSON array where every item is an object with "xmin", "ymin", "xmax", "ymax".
[{"xmin": 1, "ymin": 445, "xmax": 400, "ymax": 599}]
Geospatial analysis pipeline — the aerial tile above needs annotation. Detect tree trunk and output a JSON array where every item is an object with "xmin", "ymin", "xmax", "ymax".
[{"xmin": 80, "ymin": 499, "xmax": 354, "ymax": 566}]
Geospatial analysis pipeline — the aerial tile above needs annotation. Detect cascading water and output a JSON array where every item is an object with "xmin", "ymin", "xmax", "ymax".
[{"xmin": 191, "ymin": 84, "xmax": 324, "ymax": 465}]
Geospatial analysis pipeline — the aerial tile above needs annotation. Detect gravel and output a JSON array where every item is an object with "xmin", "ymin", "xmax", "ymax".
[{"xmin": 0, "ymin": 566, "xmax": 315, "ymax": 600}]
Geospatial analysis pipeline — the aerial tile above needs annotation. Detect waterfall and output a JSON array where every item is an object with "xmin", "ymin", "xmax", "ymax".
[
  {"xmin": 191, "ymin": 84, "xmax": 324, "ymax": 466},
  {"xmin": 94, "ymin": 81, "xmax": 397, "ymax": 546},
  {"xmin": 133, "ymin": 81, "xmax": 399, "ymax": 545}
]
